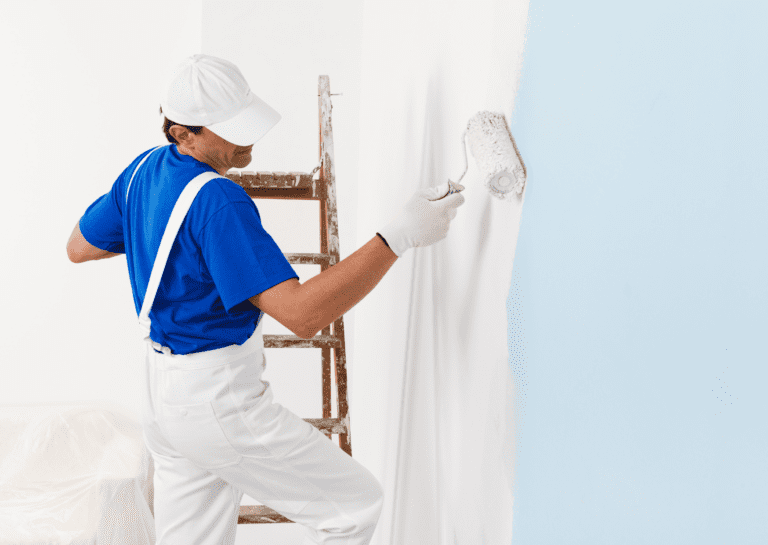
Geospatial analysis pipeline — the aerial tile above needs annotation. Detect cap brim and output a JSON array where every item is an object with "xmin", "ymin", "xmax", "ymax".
[{"xmin": 206, "ymin": 92, "xmax": 281, "ymax": 147}]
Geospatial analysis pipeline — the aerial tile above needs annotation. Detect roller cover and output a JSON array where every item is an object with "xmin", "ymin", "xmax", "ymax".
[{"xmin": 466, "ymin": 111, "xmax": 527, "ymax": 200}]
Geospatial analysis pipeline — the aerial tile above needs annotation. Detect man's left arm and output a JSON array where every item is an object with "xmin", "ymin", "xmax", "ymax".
[{"xmin": 67, "ymin": 221, "xmax": 121, "ymax": 263}]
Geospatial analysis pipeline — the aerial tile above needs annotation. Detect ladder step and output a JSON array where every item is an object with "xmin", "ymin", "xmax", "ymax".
[
  {"xmin": 304, "ymin": 417, "xmax": 348, "ymax": 434},
  {"xmin": 284, "ymin": 252, "xmax": 337, "ymax": 266},
  {"xmin": 264, "ymin": 334, "xmax": 341, "ymax": 349},
  {"xmin": 226, "ymin": 170, "xmax": 314, "ymax": 189},
  {"xmin": 238, "ymin": 505, "xmax": 294, "ymax": 524}
]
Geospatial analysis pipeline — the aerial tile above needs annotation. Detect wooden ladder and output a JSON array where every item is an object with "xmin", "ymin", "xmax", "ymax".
[{"xmin": 228, "ymin": 76, "xmax": 351, "ymax": 525}]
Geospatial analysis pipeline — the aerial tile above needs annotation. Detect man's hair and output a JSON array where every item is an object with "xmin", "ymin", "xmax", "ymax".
[{"xmin": 159, "ymin": 106, "xmax": 203, "ymax": 144}]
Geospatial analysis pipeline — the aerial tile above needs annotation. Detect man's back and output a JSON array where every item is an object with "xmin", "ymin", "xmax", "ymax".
[{"xmin": 78, "ymin": 144, "xmax": 299, "ymax": 354}]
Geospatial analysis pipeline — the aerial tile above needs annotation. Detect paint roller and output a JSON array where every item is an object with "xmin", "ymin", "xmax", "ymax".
[{"xmin": 439, "ymin": 111, "xmax": 527, "ymax": 201}]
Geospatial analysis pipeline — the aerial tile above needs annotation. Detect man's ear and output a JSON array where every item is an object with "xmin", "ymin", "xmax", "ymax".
[{"xmin": 169, "ymin": 125, "xmax": 193, "ymax": 145}]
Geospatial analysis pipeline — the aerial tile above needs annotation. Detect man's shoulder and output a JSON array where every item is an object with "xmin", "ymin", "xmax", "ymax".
[
  {"xmin": 188, "ymin": 175, "xmax": 258, "ymax": 233},
  {"xmin": 198, "ymin": 175, "xmax": 253, "ymax": 205},
  {"xmin": 120, "ymin": 145, "xmax": 169, "ymax": 185}
]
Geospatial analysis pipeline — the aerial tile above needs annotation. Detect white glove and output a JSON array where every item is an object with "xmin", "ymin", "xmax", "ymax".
[{"xmin": 378, "ymin": 182, "xmax": 466, "ymax": 257}]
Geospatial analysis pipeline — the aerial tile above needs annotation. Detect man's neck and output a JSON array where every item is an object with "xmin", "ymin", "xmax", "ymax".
[{"xmin": 176, "ymin": 144, "xmax": 227, "ymax": 175}]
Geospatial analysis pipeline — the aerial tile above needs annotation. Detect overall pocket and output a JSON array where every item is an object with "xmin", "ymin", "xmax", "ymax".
[{"xmin": 160, "ymin": 401, "xmax": 242, "ymax": 469}]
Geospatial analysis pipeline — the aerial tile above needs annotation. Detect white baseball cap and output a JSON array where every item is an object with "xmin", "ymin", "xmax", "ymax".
[{"xmin": 160, "ymin": 54, "xmax": 281, "ymax": 146}]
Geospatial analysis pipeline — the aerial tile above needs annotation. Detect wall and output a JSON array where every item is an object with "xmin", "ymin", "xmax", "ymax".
[
  {"xmin": 0, "ymin": 0, "xmax": 201, "ymax": 414},
  {"xmin": 509, "ymin": 1, "xmax": 768, "ymax": 542},
  {"xmin": 6, "ymin": 1, "xmax": 762, "ymax": 543},
  {"xmin": 352, "ymin": 1, "xmax": 529, "ymax": 543}
]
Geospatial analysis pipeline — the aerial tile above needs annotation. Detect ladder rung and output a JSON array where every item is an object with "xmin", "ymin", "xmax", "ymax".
[
  {"xmin": 304, "ymin": 417, "xmax": 348, "ymax": 434},
  {"xmin": 263, "ymin": 334, "xmax": 341, "ymax": 349},
  {"xmin": 238, "ymin": 505, "xmax": 294, "ymax": 524},
  {"xmin": 284, "ymin": 252, "xmax": 337, "ymax": 266},
  {"xmin": 226, "ymin": 170, "xmax": 314, "ymax": 189}
]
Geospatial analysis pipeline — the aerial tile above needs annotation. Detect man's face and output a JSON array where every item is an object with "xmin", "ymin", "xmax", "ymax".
[{"xmin": 174, "ymin": 126, "xmax": 254, "ymax": 174}]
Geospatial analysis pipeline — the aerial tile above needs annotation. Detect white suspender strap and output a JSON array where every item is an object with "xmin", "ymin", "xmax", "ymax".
[
  {"xmin": 126, "ymin": 146, "xmax": 162, "ymax": 203},
  {"xmin": 138, "ymin": 171, "xmax": 224, "ymax": 331}
]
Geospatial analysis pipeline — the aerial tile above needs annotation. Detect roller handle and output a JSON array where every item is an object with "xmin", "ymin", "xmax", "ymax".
[{"xmin": 433, "ymin": 128, "xmax": 469, "ymax": 200}]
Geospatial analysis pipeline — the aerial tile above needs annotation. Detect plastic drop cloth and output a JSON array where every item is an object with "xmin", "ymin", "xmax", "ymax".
[
  {"xmin": 353, "ymin": 0, "xmax": 530, "ymax": 543},
  {"xmin": 0, "ymin": 404, "xmax": 154, "ymax": 545}
]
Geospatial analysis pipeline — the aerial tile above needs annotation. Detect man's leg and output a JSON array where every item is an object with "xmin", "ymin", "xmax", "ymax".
[
  {"xmin": 209, "ymin": 403, "xmax": 384, "ymax": 545},
  {"xmin": 148, "ymin": 445, "xmax": 244, "ymax": 545},
  {"xmin": 141, "ymin": 346, "xmax": 244, "ymax": 545}
]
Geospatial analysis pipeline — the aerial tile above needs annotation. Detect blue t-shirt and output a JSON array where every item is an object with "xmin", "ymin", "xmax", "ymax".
[{"xmin": 79, "ymin": 144, "xmax": 299, "ymax": 355}]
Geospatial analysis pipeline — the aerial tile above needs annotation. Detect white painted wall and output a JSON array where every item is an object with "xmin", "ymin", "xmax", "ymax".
[{"xmin": 352, "ymin": 1, "xmax": 528, "ymax": 543}]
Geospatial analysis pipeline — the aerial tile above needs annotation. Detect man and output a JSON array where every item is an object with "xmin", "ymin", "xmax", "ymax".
[{"xmin": 66, "ymin": 54, "xmax": 464, "ymax": 544}]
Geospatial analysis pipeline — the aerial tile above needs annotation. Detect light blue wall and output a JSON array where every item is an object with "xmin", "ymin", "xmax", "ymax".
[{"xmin": 508, "ymin": 1, "xmax": 767, "ymax": 543}]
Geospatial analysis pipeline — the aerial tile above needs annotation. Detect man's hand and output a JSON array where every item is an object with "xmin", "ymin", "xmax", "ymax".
[
  {"xmin": 377, "ymin": 182, "xmax": 465, "ymax": 257},
  {"xmin": 66, "ymin": 222, "xmax": 121, "ymax": 263}
]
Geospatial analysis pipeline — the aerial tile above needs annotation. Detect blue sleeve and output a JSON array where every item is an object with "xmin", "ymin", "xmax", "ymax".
[
  {"xmin": 200, "ymin": 201, "xmax": 299, "ymax": 313},
  {"xmin": 78, "ymin": 175, "xmax": 126, "ymax": 254}
]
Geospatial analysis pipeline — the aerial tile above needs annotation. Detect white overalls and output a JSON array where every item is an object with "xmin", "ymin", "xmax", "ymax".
[{"xmin": 128, "ymin": 150, "xmax": 384, "ymax": 545}]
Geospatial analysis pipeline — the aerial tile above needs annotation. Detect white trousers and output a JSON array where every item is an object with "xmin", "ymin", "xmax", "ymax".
[{"xmin": 140, "ymin": 320, "xmax": 384, "ymax": 544}]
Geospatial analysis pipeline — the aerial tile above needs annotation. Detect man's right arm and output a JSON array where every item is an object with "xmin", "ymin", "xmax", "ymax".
[
  {"xmin": 249, "ymin": 234, "xmax": 398, "ymax": 339},
  {"xmin": 250, "ymin": 183, "xmax": 465, "ymax": 339}
]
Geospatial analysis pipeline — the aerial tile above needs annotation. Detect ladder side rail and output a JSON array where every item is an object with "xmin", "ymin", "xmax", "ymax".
[
  {"xmin": 318, "ymin": 78, "xmax": 334, "ymax": 439},
  {"xmin": 319, "ymin": 75, "xmax": 352, "ymax": 456}
]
